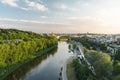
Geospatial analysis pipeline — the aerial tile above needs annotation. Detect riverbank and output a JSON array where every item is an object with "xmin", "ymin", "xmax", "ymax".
[
  {"xmin": 66, "ymin": 57, "xmax": 77, "ymax": 80},
  {"xmin": 2, "ymin": 45, "xmax": 57, "ymax": 80}
]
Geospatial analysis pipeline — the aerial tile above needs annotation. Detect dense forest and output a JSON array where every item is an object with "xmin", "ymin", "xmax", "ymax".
[
  {"xmin": 72, "ymin": 59, "xmax": 95, "ymax": 80},
  {"xmin": 85, "ymin": 51, "xmax": 113, "ymax": 80},
  {"xmin": 0, "ymin": 29, "xmax": 58, "ymax": 79}
]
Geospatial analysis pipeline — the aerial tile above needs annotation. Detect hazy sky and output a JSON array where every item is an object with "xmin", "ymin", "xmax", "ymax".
[{"xmin": 0, "ymin": 0, "xmax": 120, "ymax": 34}]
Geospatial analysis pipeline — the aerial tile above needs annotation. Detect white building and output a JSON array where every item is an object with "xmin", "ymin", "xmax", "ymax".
[
  {"xmin": 88, "ymin": 35, "xmax": 116, "ymax": 44},
  {"xmin": 107, "ymin": 44, "xmax": 120, "ymax": 54}
]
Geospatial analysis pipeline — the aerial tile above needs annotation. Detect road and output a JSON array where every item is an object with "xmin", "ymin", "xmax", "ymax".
[
  {"xmin": 73, "ymin": 43, "xmax": 96, "ymax": 76},
  {"xmin": 63, "ymin": 41, "xmax": 96, "ymax": 80},
  {"xmin": 62, "ymin": 60, "xmax": 68, "ymax": 80}
]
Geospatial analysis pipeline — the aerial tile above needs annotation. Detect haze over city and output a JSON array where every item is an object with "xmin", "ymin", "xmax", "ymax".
[{"xmin": 0, "ymin": 0, "xmax": 120, "ymax": 34}]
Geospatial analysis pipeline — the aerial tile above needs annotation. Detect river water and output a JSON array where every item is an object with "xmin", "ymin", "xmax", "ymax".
[{"xmin": 5, "ymin": 42, "xmax": 70, "ymax": 80}]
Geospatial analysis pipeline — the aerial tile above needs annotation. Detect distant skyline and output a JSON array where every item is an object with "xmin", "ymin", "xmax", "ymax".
[{"xmin": 0, "ymin": 0, "xmax": 120, "ymax": 34}]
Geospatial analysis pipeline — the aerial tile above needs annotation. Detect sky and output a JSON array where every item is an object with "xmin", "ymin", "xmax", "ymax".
[{"xmin": 0, "ymin": 0, "xmax": 120, "ymax": 34}]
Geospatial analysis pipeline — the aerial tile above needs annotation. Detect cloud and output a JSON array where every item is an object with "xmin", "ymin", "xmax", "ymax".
[
  {"xmin": 0, "ymin": 17, "xmax": 119, "ymax": 34},
  {"xmin": 0, "ymin": 18, "xmax": 72, "ymax": 33},
  {"xmin": 25, "ymin": 0, "xmax": 48, "ymax": 11},
  {"xmin": 40, "ymin": 16, "xmax": 48, "ymax": 18},
  {"xmin": 0, "ymin": 18, "xmax": 45, "ymax": 24},
  {"xmin": 59, "ymin": 4, "xmax": 68, "ymax": 10},
  {"xmin": 0, "ymin": 0, "xmax": 48, "ymax": 11},
  {"xmin": 55, "ymin": 3, "xmax": 79, "ymax": 12},
  {"xmin": 1, "ymin": 0, "xmax": 18, "ymax": 7},
  {"xmin": 56, "ymin": 3, "xmax": 70, "ymax": 10},
  {"xmin": 21, "ymin": 7, "xmax": 29, "ymax": 10},
  {"xmin": 0, "ymin": 18, "xmax": 70, "ymax": 25},
  {"xmin": 65, "ymin": 16, "xmax": 120, "ymax": 34},
  {"xmin": 68, "ymin": 17, "xmax": 103, "ymax": 25},
  {"xmin": 0, "ymin": 0, "xmax": 28, "ymax": 11}
]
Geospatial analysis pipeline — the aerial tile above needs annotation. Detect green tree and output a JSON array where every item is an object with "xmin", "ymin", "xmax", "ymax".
[
  {"xmin": 114, "ymin": 48, "xmax": 120, "ymax": 61},
  {"xmin": 113, "ymin": 61, "xmax": 120, "ymax": 75},
  {"xmin": 0, "ymin": 29, "xmax": 58, "ymax": 78},
  {"xmin": 85, "ymin": 51, "xmax": 113, "ymax": 79},
  {"xmin": 114, "ymin": 75, "xmax": 120, "ymax": 80},
  {"xmin": 72, "ymin": 59, "xmax": 94, "ymax": 80}
]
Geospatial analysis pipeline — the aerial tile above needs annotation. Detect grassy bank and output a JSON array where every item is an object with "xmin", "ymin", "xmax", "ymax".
[
  {"xmin": 66, "ymin": 58, "xmax": 77, "ymax": 80},
  {"xmin": 67, "ymin": 58, "xmax": 95, "ymax": 80},
  {"xmin": 2, "ymin": 45, "xmax": 57, "ymax": 80}
]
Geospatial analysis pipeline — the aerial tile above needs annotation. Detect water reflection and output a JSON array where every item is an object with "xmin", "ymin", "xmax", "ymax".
[
  {"xmin": 4, "ymin": 42, "xmax": 70, "ymax": 80},
  {"xmin": 4, "ymin": 47, "xmax": 58, "ymax": 80}
]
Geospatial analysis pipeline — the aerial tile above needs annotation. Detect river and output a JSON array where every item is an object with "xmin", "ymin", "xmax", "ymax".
[{"xmin": 5, "ymin": 42, "xmax": 70, "ymax": 80}]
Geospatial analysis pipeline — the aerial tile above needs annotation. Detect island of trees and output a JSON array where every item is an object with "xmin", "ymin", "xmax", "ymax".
[{"xmin": 0, "ymin": 29, "xmax": 58, "ymax": 80}]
